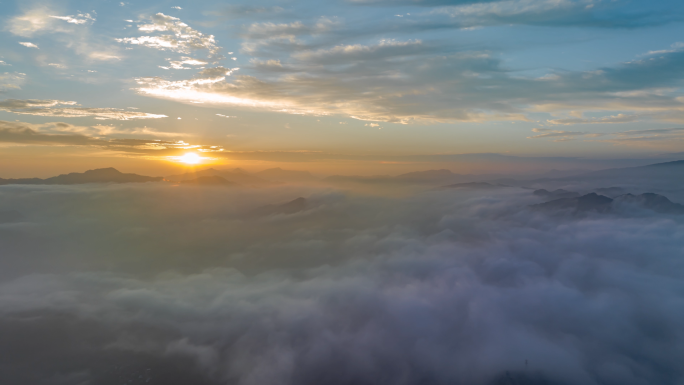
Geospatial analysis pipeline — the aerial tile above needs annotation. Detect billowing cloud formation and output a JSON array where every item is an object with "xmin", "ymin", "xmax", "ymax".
[
  {"xmin": 0, "ymin": 99, "xmax": 167, "ymax": 120},
  {"xmin": 1, "ymin": 179, "xmax": 684, "ymax": 384},
  {"xmin": 128, "ymin": 9, "xmax": 684, "ymax": 124},
  {"xmin": 117, "ymin": 13, "xmax": 221, "ymax": 58}
]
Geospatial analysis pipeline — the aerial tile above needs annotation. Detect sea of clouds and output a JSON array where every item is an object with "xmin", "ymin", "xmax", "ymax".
[{"xmin": 1, "ymin": 182, "xmax": 683, "ymax": 385}]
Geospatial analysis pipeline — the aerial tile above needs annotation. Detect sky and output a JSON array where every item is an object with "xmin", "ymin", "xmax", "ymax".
[{"xmin": 2, "ymin": 0, "xmax": 684, "ymax": 177}]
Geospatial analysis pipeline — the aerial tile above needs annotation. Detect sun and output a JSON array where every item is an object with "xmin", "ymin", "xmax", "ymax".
[{"xmin": 178, "ymin": 153, "xmax": 202, "ymax": 164}]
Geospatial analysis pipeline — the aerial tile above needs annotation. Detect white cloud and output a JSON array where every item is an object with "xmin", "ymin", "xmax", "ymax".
[
  {"xmin": 18, "ymin": 42, "xmax": 38, "ymax": 48},
  {"xmin": 117, "ymin": 13, "xmax": 220, "ymax": 57},
  {"xmin": 49, "ymin": 13, "xmax": 95, "ymax": 25}
]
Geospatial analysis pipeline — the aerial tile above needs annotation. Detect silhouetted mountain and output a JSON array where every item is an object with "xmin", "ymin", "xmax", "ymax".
[
  {"xmin": 179, "ymin": 176, "xmax": 239, "ymax": 186},
  {"xmin": 166, "ymin": 168, "xmax": 273, "ymax": 186},
  {"xmin": 441, "ymin": 182, "xmax": 509, "ymax": 190},
  {"xmin": 614, "ymin": 193, "xmax": 684, "ymax": 214},
  {"xmin": 594, "ymin": 187, "xmax": 627, "ymax": 198},
  {"xmin": 0, "ymin": 210, "xmax": 22, "ymax": 223},
  {"xmin": 249, "ymin": 197, "xmax": 308, "ymax": 217},
  {"xmin": 533, "ymin": 189, "xmax": 579, "ymax": 200},
  {"xmin": 0, "ymin": 168, "xmax": 162, "ymax": 185},
  {"xmin": 532, "ymin": 191, "xmax": 684, "ymax": 216},
  {"xmin": 492, "ymin": 159, "xmax": 684, "ymax": 188},
  {"xmin": 254, "ymin": 168, "xmax": 317, "ymax": 182},
  {"xmin": 532, "ymin": 193, "xmax": 613, "ymax": 214},
  {"xmin": 553, "ymin": 159, "xmax": 684, "ymax": 182}
]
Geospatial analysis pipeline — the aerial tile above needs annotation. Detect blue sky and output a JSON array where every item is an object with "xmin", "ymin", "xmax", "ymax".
[{"xmin": 2, "ymin": 0, "xmax": 684, "ymax": 175}]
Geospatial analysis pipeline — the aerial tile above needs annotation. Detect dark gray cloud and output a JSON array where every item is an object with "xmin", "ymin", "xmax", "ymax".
[{"xmin": 1, "ymin": 177, "xmax": 684, "ymax": 384}]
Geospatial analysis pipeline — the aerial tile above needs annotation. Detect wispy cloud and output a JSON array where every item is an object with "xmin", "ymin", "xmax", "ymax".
[
  {"xmin": 0, "ymin": 72, "xmax": 26, "ymax": 91},
  {"xmin": 0, "ymin": 99, "xmax": 167, "ymax": 120},
  {"xmin": 49, "ymin": 13, "xmax": 95, "ymax": 25},
  {"xmin": 528, "ymin": 126, "xmax": 684, "ymax": 147}
]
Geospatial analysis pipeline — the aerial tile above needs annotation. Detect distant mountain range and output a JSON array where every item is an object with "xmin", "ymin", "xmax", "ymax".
[
  {"xmin": 1, "ymin": 159, "xmax": 682, "ymax": 189},
  {"xmin": 0, "ymin": 168, "xmax": 162, "ymax": 185},
  {"xmin": 532, "ymin": 192, "xmax": 684, "ymax": 215}
]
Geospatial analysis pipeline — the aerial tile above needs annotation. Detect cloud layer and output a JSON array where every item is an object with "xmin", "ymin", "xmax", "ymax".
[{"xmin": 1, "ymin": 180, "xmax": 683, "ymax": 384}]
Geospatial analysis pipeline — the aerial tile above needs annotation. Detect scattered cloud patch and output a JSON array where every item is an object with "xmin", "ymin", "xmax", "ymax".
[
  {"xmin": 0, "ymin": 72, "xmax": 26, "ymax": 91},
  {"xmin": 49, "ymin": 13, "xmax": 95, "ymax": 25},
  {"xmin": 18, "ymin": 42, "xmax": 38, "ymax": 48},
  {"xmin": 116, "ymin": 13, "xmax": 221, "ymax": 58}
]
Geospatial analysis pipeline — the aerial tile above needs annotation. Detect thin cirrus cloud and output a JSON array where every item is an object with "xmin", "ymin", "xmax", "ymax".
[
  {"xmin": 0, "ymin": 99, "xmax": 168, "ymax": 120},
  {"xmin": 528, "ymin": 126, "xmax": 684, "ymax": 146}
]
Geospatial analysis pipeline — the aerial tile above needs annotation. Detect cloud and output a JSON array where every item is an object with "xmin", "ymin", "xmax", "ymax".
[
  {"xmin": 204, "ymin": 5, "xmax": 284, "ymax": 20},
  {"xmin": 161, "ymin": 57, "xmax": 209, "ymax": 70},
  {"xmin": 1, "ymin": 183, "xmax": 684, "ymax": 384},
  {"xmin": 49, "ymin": 13, "xmax": 95, "ymax": 25},
  {"xmin": 548, "ymin": 113, "xmax": 640, "ymax": 125},
  {"xmin": 0, "ymin": 120, "xmax": 224, "ymax": 159},
  {"xmin": 0, "ymin": 121, "xmax": 98, "ymax": 146},
  {"xmin": 125, "ymin": 9, "xmax": 684, "ymax": 125},
  {"xmin": 351, "ymin": 0, "xmax": 675, "ymax": 29},
  {"xmin": 117, "ymin": 13, "xmax": 221, "ymax": 58},
  {"xmin": 528, "ymin": 126, "xmax": 684, "ymax": 147},
  {"xmin": 6, "ymin": 7, "xmax": 53, "ymax": 37},
  {"xmin": 18, "ymin": 42, "xmax": 38, "ymax": 49},
  {"xmin": 0, "ymin": 72, "xmax": 26, "ymax": 91},
  {"xmin": 0, "ymin": 99, "xmax": 167, "ymax": 120}
]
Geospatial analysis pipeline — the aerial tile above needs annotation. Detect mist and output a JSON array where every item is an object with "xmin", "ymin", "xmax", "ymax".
[{"xmin": 2, "ymin": 175, "xmax": 684, "ymax": 385}]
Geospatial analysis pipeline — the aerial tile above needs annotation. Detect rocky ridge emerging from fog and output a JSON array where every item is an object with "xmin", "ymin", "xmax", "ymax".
[
  {"xmin": 0, "ymin": 168, "xmax": 162, "ymax": 185},
  {"xmin": 532, "ymin": 192, "xmax": 684, "ymax": 215}
]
